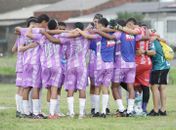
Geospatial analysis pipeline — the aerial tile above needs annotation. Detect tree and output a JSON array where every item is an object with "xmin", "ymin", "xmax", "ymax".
[{"xmin": 117, "ymin": 12, "xmax": 144, "ymax": 23}]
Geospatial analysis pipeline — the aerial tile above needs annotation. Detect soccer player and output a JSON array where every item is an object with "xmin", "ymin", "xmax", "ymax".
[
  {"xmin": 18, "ymin": 17, "xmax": 44, "ymax": 119},
  {"xmin": 58, "ymin": 22, "xmax": 67, "ymax": 30},
  {"xmin": 148, "ymin": 37, "xmax": 170, "ymax": 116},
  {"xmin": 86, "ymin": 14, "xmax": 106, "ymax": 115},
  {"xmin": 62, "ymin": 22, "xmax": 89, "ymax": 119},
  {"xmin": 38, "ymin": 19, "xmax": 68, "ymax": 119},
  {"xmin": 12, "ymin": 36, "xmax": 24, "ymax": 118},
  {"xmin": 43, "ymin": 22, "xmax": 88, "ymax": 119},
  {"xmin": 135, "ymin": 24, "xmax": 156, "ymax": 114},
  {"xmin": 77, "ymin": 18, "xmax": 114, "ymax": 118},
  {"xmin": 37, "ymin": 14, "xmax": 50, "ymax": 29},
  {"xmin": 95, "ymin": 18, "xmax": 143, "ymax": 116}
]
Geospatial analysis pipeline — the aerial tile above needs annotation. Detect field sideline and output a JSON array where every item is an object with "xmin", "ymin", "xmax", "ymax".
[{"xmin": 0, "ymin": 84, "xmax": 176, "ymax": 130}]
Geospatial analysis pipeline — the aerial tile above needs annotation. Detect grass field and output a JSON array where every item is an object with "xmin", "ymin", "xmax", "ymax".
[{"xmin": 0, "ymin": 84, "xmax": 176, "ymax": 130}]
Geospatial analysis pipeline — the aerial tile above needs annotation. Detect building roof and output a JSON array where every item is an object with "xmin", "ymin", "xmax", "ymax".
[
  {"xmin": 37, "ymin": 0, "xmax": 109, "ymax": 12},
  {"xmin": 0, "ymin": 4, "xmax": 50, "ymax": 20},
  {"xmin": 65, "ymin": 1, "xmax": 176, "ymax": 23},
  {"xmin": 0, "ymin": 20, "xmax": 25, "ymax": 26}
]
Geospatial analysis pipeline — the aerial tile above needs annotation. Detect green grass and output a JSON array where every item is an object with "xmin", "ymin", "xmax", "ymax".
[
  {"xmin": 0, "ymin": 56, "xmax": 16, "ymax": 75},
  {"xmin": 0, "ymin": 84, "xmax": 176, "ymax": 130}
]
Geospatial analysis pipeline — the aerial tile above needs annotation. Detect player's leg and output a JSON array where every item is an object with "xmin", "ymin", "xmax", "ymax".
[
  {"xmin": 141, "ymin": 86, "xmax": 150, "ymax": 112},
  {"xmin": 22, "ymin": 87, "xmax": 32, "ymax": 117},
  {"xmin": 90, "ymin": 78, "xmax": 96, "ymax": 115},
  {"xmin": 100, "ymin": 69, "xmax": 113, "ymax": 118},
  {"xmin": 79, "ymin": 90, "xmax": 86, "ymax": 119},
  {"xmin": 65, "ymin": 69, "xmax": 76, "ymax": 117},
  {"xmin": 93, "ymin": 70, "xmax": 102, "ymax": 117},
  {"xmin": 48, "ymin": 86, "xmax": 59, "ymax": 119},
  {"xmin": 158, "ymin": 69, "xmax": 169, "ymax": 116},
  {"xmin": 125, "ymin": 68, "xmax": 136, "ymax": 116},
  {"xmin": 148, "ymin": 70, "xmax": 160, "ymax": 116},
  {"xmin": 31, "ymin": 65, "xmax": 42, "ymax": 118}
]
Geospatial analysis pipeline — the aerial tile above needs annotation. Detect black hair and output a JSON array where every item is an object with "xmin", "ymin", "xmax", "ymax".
[
  {"xmin": 141, "ymin": 23, "xmax": 148, "ymax": 27},
  {"xmin": 26, "ymin": 16, "xmax": 39, "ymax": 27},
  {"xmin": 94, "ymin": 13, "xmax": 103, "ymax": 20},
  {"xmin": 98, "ymin": 17, "xmax": 109, "ymax": 27},
  {"xmin": 109, "ymin": 19, "xmax": 117, "ymax": 28},
  {"xmin": 116, "ymin": 19, "xmax": 126, "ymax": 27},
  {"xmin": 58, "ymin": 22, "xmax": 66, "ymax": 27},
  {"xmin": 74, "ymin": 22, "xmax": 84, "ymax": 30},
  {"xmin": 126, "ymin": 17, "xmax": 137, "ymax": 25},
  {"xmin": 48, "ymin": 19, "xmax": 58, "ymax": 30},
  {"xmin": 38, "ymin": 14, "xmax": 50, "ymax": 23}
]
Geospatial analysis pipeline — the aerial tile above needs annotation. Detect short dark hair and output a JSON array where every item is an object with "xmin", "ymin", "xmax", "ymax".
[
  {"xmin": 74, "ymin": 22, "xmax": 84, "ymax": 30},
  {"xmin": 109, "ymin": 19, "xmax": 117, "ymax": 28},
  {"xmin": 126, "ymin": 17, "xmax": 137, "ymax": 25},
  {"xmin": 38, "ymin": 14, "xmax": 50, "ymax": 23},
  {"xmin": 94, "ymin": 13, "xmax": 103, "ymax": 20},
  {"xmin": 98, "ymin": 17, "xmax": 109, "ymax": 27},
  {"xmin": 48, "ymin": 19, "xmax": 58, "ymax": 30},
  {"xmin": 117, "ymin": 19, "xmax": 126, "ymax": 27},
  {"xmin": 26, "ymin": 16, "xmax": 39, "ymax": 27},
  {"xmin": 58, "ymin": 22, "xmax": 66, "ymax": 27}
]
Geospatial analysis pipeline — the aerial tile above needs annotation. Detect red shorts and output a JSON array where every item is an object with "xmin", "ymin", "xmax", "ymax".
[{"xmin": 135, "ymin": 63, "xmax": 152, "ymax": 87}]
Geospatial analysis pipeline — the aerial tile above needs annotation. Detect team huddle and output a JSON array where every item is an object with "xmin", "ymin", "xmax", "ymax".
[{"xmin": 12, "ymin": 13, "xmax": 171, "ymax": 119}]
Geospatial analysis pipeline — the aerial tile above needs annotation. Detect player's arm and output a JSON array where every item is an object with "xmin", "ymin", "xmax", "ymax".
[
  {"xmin": 116, "ymin": 24, "xmax": 140, "ymax": 35},
  {"xmin": 136, "ymin": 49, "xmax": 156, "ymax": 56},
  {"xmin": 60, "ymin": 30, "xmax": 80, "ymax": 38},
  {"xmin": 12, "ymin": 42, "xmax": 17, "ymax": 53},
  {"xmin": 76, "ymin": 28, "xmax": 96, "ymax": 39},
  {"xmin": 14, "ymin": 26, "xmax": 22, "ymax": 34},
  {"xmin": 47, "ymin": 29, "xmax": 69, "ymax": 35},
  {"xmin": 41, "ymin": 30, "xmax": 61, "ymax": 44},
  {"xmin": 93, "ymin": 29, "xmax": 116, "ymax": 40},
  {"xmin": 25, "ymin": 25, "xmax": 35, "ymax": 39},
  {"xmin": 18, "ymin": 43, "xmax": 37, "ymax": 52}
]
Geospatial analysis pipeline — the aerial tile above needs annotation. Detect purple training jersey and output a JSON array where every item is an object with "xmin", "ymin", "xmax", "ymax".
[{"xmin": 20, "ymin": 29, "xmax": 42, "ymax": 65}]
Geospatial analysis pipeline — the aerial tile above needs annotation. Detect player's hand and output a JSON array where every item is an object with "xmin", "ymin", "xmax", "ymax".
[
  {"xmin": 136, "ymin": 49, "xmax": 144, "ymax": 56},
  {"xmin": 115, "ymin": 24, "xmax": 123, "ymax": 31},
  {"xmin": 40, "ymin": 29, "xmax": 46, "ymax": 35}
]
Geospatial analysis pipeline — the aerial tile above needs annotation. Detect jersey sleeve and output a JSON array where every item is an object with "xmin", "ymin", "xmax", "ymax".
[
  {"xmin": 149, "ymin": 42, "xmax": 156, "ymax": 51},
  {"xmin": 135, "ymin": 34, "xmax": 142, "ymax": 41},
  {"xmin": 112, "ymin": 32, "xmax": 121, "ymax": 41}
]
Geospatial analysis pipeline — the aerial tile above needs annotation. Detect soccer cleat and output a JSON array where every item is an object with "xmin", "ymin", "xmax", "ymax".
[
  {"xmin": 48, "ymin": 114, "xmax": 59, "ymax": 119},
  {"xmin": 38, "ymin": 113, "xmax": 48, "ymax": 119},
  {"xmin": 100, "ymin": 113, "xmax": 106, "ymax": 118},
  {"xmin": 147, "ymin": 109, "xmax": 159, "ymax": 116},
  {"xmin": 57, "ymin": 112, "xmax": 66, "ymax": 117},
  {"xmin": 91, "ymin": 108, "xmax": 95, "ymax": 115},
  {"xmin": 66, "ymin": 112, "xmax": 75, "ymax": 118},
  {"xmin": 116, "ymin": 110, "xmax": 127, "ymax": 117},
  {"xmin": 20, "ymin": 113, "xmax": 33, "ymax": 118},
  {"xmin": 16, "ymin": 111, "xmax": 21, "ymax": 118},
  {"xmin": 92, "ymin": 112, "xmax": 100, "ymax": 117},
  {"xmin": 159, "ymin": 110, "xmax": 167, "ymax": 116},
  {"xmin": 126, "ymin": 112, "xmax": 134, "ymax": 117},
  {"xmin": 78, "ymin": 114, "xmax": 86, "ymax": 119},
  {"xmin": 32, "ymin": 114, "xmax": 46, "ymax": 119},
  {"xmin": 106, "ymin": 108, "xmax": 110, "ymax": 115}
]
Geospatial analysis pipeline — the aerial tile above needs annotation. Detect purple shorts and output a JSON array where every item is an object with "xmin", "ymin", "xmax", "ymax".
[
  {"xmin": 42, "ymin": 67, "xmax": 63, "ymax": 89},
  {"xmin": 112, "ymin": 68, "xmax": 121, "ymax": 83},
  {"xmin": 94, "ymin": 69, "xmax": 113, "ymax": 87},
  {"xmin": 22, "ymin": 64, "xmax": 42, "ymax": 88},
  {"xmin": 119, "ymin": 68, "xmax": 136, "ymax": 83},
  {"xmin": 16, "ymin": 72, "xmax": 23, "ymax": 87},
  {"xmin": 64, "ymin": 67, "xmax": 88, "ymax": 91}
]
